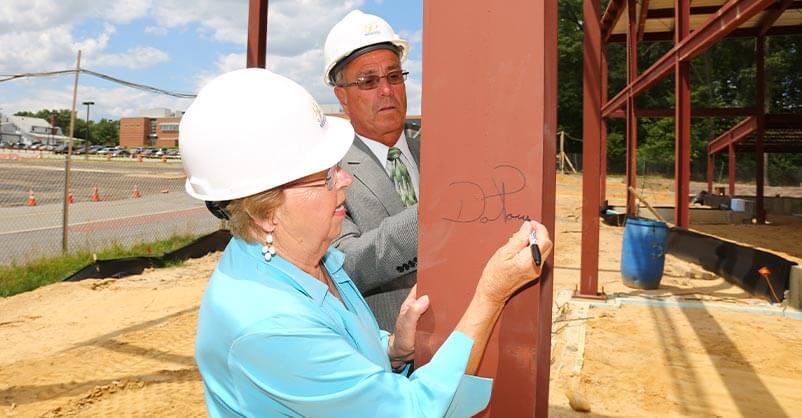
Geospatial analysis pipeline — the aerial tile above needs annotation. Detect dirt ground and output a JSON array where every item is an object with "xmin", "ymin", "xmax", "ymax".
[{"xmin": 1, "ymin": 174, "xmax": 801, "ymax": 417}]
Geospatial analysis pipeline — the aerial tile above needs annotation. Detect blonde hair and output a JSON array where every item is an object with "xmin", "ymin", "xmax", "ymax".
[{"xmin": 225, "ymin": 188, "xmax": 285, "ymax": 244}]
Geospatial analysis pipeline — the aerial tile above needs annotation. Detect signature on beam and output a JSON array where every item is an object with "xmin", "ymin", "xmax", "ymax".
[{"xmin": 442, "ymin": 164, "xmax": 532, "ymax": 224}]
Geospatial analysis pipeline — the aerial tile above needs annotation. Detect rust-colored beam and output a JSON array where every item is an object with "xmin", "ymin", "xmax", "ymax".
[
  {"xmin": 675, "ymin": 0, "xmax": 691, "ymax": 229},
  {"xmin": 758, "ymin": 0, "xmax": 797, "ymax": 36},
  {"xmin": 707, "ymin": 153, "xmax": 714, "ymax": 193},
  {"xmin": 609, "ymin": 23, "xmax": 802, "ymax": 42},
  {"xmin": 602, "ymin": 0, "xmax": 627, "ymax": 43},
  {"xmin": 603, "ymin": 0, "xmax": 774, "ymax": 118},
  {"xmin": 580, "ymin": 0, "xmax": 605, "ymax": 300},
  {"xmin": 418, "ymin": 1, "xmax": 558, "ymax": 416},
  {"xmin": 729, "ymin": 145, "xmax": 737, "ymax": 195},
  {"xmin": 625, "ymin": 0, "xmax": 638, "ymax": 217},
  {"xmin": 637, "ymin": 0, "xmax": 651, "ymax": 41},
  {"xmin": 246, "ymin": 0, "xmax": 268, "ymax": 68},
  {"xmin": 609, "ymin": 107, "xmax": 757, "ymax": 118},
  {"xmin": 600, "ymin": 45, "xmax": 608, "ymax": 205},
  {"xmin": 756, "ymin": 36, "xmax": 767, "ymax": 223},
  {"xmin": 707, "ymin": 116, "xmax": 758, "ymax": 154}
]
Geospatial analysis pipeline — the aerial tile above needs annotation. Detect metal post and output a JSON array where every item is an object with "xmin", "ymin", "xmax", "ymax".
[
  {"xmin": 579, "ymin": 0, "xmax": 605, "ymax": 299},
  {"xmin": 755, "ymin": 35, "xmax": 767, "ymax": 223},
  {"xmin": 674, "ymin": 0, "xmax": 691, "ymax": 228},
  {"xmin": 625, "ymin": 0, "xmax": 638, "ymax": 216},
  {"xmin": 246, "ymin": 0, "xmax": 269, "ymax": 68},
  {"xmin": 600, "ymin": 43, "xmax": 608, "ymax": 204},
  {"xmin": 560, "ymin": 130, "xmax": 565, "ymax": 173},
  {"xmin": 418, "ymin": 0, "xmax": 558, "ymax": 415},
  {"xmin": 63, "ymin": 50, "xmax": 81, "ymax": 253},
  {"xmin": 728, "ymin": 144, "xmax": 736, "ymax": 196},
  {"xmin": 707, "ymin": 153, "xmax": 714, "ymax": 193}
]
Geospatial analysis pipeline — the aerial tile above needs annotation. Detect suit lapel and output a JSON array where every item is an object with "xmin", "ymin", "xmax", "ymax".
[
  {"xmin": 342, "ymin": 136, "xmax": 405, "ymax": 215},
  {"xmin": 407, "ymin": 134, "xmax": 421, "ymax": 166}
]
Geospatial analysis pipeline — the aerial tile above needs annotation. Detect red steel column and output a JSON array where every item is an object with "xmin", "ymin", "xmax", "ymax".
[
  {"xmin": 579, "ymin": 0, "xmax": 605, "ymax": 299},
  {"xmin": 418, "ymin": 1, "xmax": 558, "ymax": 416},
  {"xmin": 246, "ymin": 0, "xmax": 268, "ymax": 68},
  {"xmin": 756, "ymin": 36, "xmax": 767, "ymax": 223},
  {"xmin": 600, "ymin": 44, "xmax": 609, "ymax": 205},
  {"xmin": 729, "ymin": 144, "xmax": 736, "ymax": 196},
  {"xmin": 674, "ymin": 0, "xmax": 691, "ymax": 228},
  {"xmin": 707, "ymin": 153, "xmax": 714, "ymax": 193},
  {"xmin": 625, "ymin": 0, "xmax": 639, "ymax": 216}
]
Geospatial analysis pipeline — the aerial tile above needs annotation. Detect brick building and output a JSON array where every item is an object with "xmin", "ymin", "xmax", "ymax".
[{"xmin": 119, "ymin": 108, "xmax": 184, "ymax": 148}]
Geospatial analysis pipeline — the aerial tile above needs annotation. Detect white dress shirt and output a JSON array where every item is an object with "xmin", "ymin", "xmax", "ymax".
[{"xmin": 356, "ymin": 132, "xmax": 420, "ymax": 198}]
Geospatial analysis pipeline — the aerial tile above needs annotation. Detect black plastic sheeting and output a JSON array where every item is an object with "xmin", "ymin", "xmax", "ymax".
[
  {"xmin": 64, "ymin": 230, "xmax": 232, "ymax": 282},
  {"xmin": 666, "ymin": 227, "xmax": 796, "ymax": 303}
]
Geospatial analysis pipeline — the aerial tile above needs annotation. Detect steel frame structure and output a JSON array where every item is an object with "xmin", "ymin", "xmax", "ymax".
[{"xmin": 580, "ymin": 0, "xmax": 800, "ymax": 297}]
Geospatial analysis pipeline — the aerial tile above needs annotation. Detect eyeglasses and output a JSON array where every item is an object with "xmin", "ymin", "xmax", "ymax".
[
  {"xmin": 286, "ymin": 165, "xmax": 340, "ymax": 191},
  {"xmin": 339, "ymin": 70, "xmax": 409, "ymax": 90}
]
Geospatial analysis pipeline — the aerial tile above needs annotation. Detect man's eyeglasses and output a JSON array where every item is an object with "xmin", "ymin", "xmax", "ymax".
[
  {"xmin": 286, "ymin": 165, "xmax": 340, "ymax": 191},
  {"xmin": 339, "ymin": 70, "xmax": 409, "ymax": 90}
]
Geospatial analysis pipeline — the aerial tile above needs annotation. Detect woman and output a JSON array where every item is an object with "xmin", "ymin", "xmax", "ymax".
[{"xmin": 181, "ymin": 69, "xmax": 553, "ymax": 418}]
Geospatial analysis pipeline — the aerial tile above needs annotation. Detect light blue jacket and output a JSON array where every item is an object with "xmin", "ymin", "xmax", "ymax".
[{"xmin": 195, "ymin": 237, "xmax": 492, "ymax": 417}]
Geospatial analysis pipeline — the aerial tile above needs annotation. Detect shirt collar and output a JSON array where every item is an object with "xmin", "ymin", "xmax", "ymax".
[
  {"xmin": 234, "ymin": 238, "xmax": 346, "ymax": 304},
  {"xmin": 356, "ymin": 131, "xmax": 409, "ymax": 165}
]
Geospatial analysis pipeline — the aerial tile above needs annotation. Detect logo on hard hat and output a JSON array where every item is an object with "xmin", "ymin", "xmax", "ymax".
[
  {"xmin": 364, "ymin": 21, "xmax": 381, "ymax": 36},
  {"xmin": 312, "ymin": 102, "xmax": 327, "ymax": 128}
]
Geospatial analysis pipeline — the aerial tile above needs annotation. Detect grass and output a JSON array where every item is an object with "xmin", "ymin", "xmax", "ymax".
[{"xmin": 0, "ymin": 234, "xmax": 200, "ymax": 298}]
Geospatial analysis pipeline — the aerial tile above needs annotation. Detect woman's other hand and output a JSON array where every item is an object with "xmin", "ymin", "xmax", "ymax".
[
  {"xmin": 387, "ymin": 285, "xmax": 429, "ymax": 369},
  {"xmin": 476, "ymin": 221, "xmax": 553, "ymax": 305}
]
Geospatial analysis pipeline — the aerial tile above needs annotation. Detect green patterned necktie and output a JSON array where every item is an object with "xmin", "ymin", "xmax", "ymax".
[{"xmin": 387, "ymin": 147, "xmax": 418, "ymax": 207}]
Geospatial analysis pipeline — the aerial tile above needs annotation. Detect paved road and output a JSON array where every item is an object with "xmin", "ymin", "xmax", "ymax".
[{"xmin": 0, "ymin": 154, "xmax": 223, "ymax": 264}]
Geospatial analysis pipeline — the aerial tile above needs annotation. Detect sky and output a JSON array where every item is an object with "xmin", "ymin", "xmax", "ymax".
[{"xmin": 0, "ymin": 0, "xmax": 423, "ymax": 122}]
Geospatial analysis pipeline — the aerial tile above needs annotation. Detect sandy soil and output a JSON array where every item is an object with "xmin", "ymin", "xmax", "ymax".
[{"xmin": 1, "ymin": 174, "xmax": 801, "ymax": 417}]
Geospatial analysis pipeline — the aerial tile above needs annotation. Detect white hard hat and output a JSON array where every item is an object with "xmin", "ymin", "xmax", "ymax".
[
  {"xmin": 323, "ymin": 10, "xmax": 409, "ymax": 86},
  {"xmin": 179, "ymin": 68, "xmax": 354, "ymax": 202}
]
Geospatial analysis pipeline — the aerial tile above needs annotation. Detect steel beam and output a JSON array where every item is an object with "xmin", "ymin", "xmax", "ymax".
[
  {"xmin": 609, "ymin": 24, "xmax": 802, "ymax": 42},
  {"xmin": 603, "ymin": 0, "xmax": 774, "ymax": 118},
  {"xmin": 246, "ymin": 0, "xmax": 268, "ymax": 68},
  {"xmin": 758, "ymin": 0, "xmax": 797, "ymax": 36},
  {"xmin": 637, "ymin": 0, "xmax": 651, "ymax": 41},
  {"xmin": 418, "ymin": 1, "xmax": 558, "ymax": 416},
  {"xmin": 675, "ymin": 0, "xmax": 691, "ymax": 228},
  {"xmin": 707, "ymin": 116, "xmax": 759, "ymax": 154},
  {"xmin": 729, "ymin": 144, "xmax": 737, "ymax": 196},
  {"xmin": 626, "ymin": 0, "xmax": 638, "ymax": 216},
  {"xmin": 580, "ymin": 0, "xmax": 605, "ymax": 300},
  {"xmin": 602, "ymin": 0, "xmax": 627, "ymax": 42},
  {"xmin": 609, "ymin": 107, "xmax": 757, "ymax": 118},
  {"xmin": 707, "ymin": 153, "xmax": 714, "ymax": 193},
  {"xmin": 600, "ymin": 45, "xmax": 608, "ymax": 205},
  {"xmin": 756, "ymin": 36, "xmax": 767, "ymax": 223}
]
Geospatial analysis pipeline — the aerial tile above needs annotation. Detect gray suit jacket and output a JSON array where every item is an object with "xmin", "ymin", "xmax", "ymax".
[{"xmin": 332, "ymin": 135, "xmax": 420, "ymax": 331}]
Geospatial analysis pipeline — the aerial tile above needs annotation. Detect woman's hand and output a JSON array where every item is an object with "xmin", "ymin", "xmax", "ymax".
[
  {"xmin": 475, "ymin": 221, "xmax": 553, "ymax": 305},
  {"xmin": 387, "ymin": 285, "xmax": 429, "ymax": 369}
]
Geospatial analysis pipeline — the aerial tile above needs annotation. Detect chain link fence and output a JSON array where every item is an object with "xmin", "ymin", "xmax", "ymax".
[{"xmin": 0, "ymin": 149, "xmax": 220, "ymax": 265}]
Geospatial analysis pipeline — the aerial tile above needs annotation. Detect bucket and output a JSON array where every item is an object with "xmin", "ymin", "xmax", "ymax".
[
  {"xmin": 730, "ymin": 198, "xmax": 745, "ymax": 212},
  {"xmin": 621, "ymin": 217, "xmax": 668, "ymax": 290}
]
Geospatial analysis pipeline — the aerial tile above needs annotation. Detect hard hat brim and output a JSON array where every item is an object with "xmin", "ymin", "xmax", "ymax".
[{"xmin": 324, "ymin": 39, "xmax": 409, "ymax": 86}]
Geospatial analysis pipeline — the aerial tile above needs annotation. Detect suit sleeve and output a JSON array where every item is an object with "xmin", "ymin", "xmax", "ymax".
[
  {"xmin": 227, "ymin": 318, "xmax": 493, "ymax": 418},
  {"xmin": 333, "ymin": 203, "xmax": 418, "ymax": 293}
]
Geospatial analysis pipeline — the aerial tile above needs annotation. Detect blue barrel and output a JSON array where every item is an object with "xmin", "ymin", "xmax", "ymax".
[{"xmin": 620, "ymin": 217, "xmax": 668, "ymax": 289}]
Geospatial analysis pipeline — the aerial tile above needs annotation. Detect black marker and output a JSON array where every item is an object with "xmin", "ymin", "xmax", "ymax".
[{"xmin": 529, "ymin": 230, "xmax": 542, "ymax": 267}]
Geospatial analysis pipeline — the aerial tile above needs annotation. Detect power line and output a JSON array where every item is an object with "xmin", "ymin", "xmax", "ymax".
[{"xmin": 0, "ymin": 68, "xmax": 196, "ymax": 99}]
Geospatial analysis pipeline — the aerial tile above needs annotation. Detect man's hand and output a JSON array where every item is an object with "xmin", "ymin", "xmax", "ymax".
[{"xmin": 387, "ymin": 285, "xmax": 429, "ymax": 369}]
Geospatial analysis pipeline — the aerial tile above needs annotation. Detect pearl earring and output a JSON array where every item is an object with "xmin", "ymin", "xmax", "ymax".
[{"xmin": 262, "ymin": 231, "xmax": 276, "ymax": 261}]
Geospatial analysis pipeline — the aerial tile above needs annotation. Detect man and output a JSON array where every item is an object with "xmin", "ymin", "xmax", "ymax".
[{"xmin": 324, "ymin": 10, "xmax": 419, "ymax": 331}]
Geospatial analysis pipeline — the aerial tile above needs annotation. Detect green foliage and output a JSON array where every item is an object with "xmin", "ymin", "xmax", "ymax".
[
  {"xmin": 0, "ymin": 234, "xmax": 201, "ymax": 298},
  {"xmin": 14, "ymin": 109, "xmax": 119, "ymax": 145}
]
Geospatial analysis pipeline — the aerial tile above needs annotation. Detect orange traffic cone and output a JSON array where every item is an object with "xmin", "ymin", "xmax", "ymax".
[
  {"xmin": 132, "ymin": 185, "xmax": 142, "ymax": 198},
  {"xmin": 137, "ymin": 154, "xmax": 144, "ymax": 163},
  {"xmin": 67, "ymin": 190, "xmax": 74, "ymax": 204},
  {"xmin": 26, "ymin": 190, "xmax": 37, "ymax": 206},
  {"xmin": 161, "ymin": 155, "xmax": 167, "ymax": 163},
  {"xmin": 90, "ymin": 186, "xmax": 101, "ymax": 202}
]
